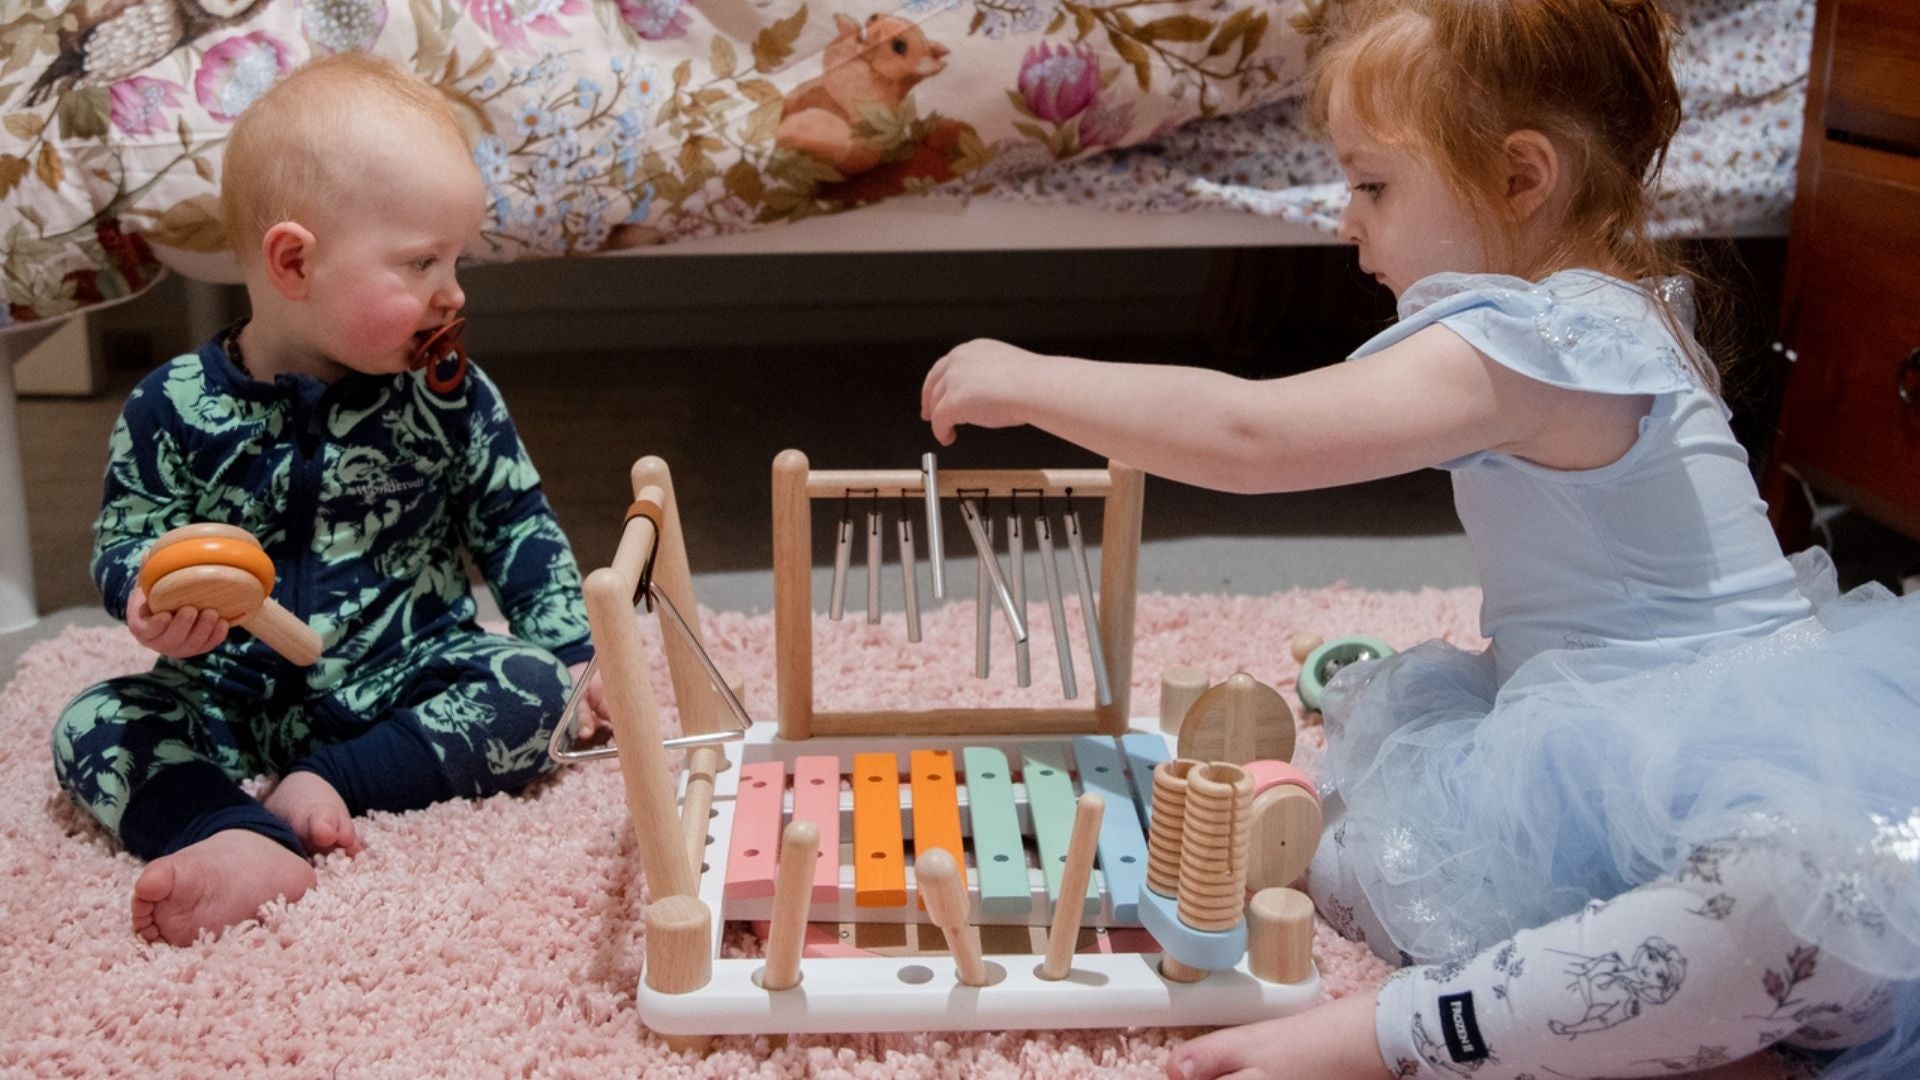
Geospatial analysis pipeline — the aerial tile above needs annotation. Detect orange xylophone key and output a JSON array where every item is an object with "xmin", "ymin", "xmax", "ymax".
[{"xmin": 852, "ymin": 752, "xmax": 907, "ymax": 907}]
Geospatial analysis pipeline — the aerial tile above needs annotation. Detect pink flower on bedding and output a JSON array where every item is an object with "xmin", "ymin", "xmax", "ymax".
[
  {"xmin": 1076, "ymin": 97, "xmax": 1136, "ymax": 149},
  {"xmin": 108, "ymin": 77, "xmax": 184, "ymax": 137},
  {"xmin": 615, "ymin": 0, "xmax": 690, "ymax": 40},
  {"xmin": 1018, "ymin": 43, "xmax": 1100, "ymax": 124},
  {"xmin": 465, "ymin": 0, "xmax": 584, "ymax": 52},
  {"xmin": 194, "ymin": 32, "xmax": 295, "ymax": 122}
]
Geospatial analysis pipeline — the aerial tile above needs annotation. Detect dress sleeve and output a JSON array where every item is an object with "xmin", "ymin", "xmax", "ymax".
[
  {"xmin": 449, "ymin": 364, "xmax": 594, "ymax": 665},
  {"xmin": 1383, "ymin": 271, "xmax": 1700, "ymax": 398}
]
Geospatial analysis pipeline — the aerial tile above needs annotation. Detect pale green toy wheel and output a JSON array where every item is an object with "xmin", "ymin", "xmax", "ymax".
[{"xmin": 1297, "ymin": 635, "xmax": 1396, "ymax": 713}]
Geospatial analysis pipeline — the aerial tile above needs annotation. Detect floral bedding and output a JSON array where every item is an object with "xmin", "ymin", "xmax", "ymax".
[
  {"xmin": 0, "ymin": 0, "xmax": 1325, "ymax": 329},
  {"xmin": 996, "ymin": 0, "xmax": 1814, "ymax": 240}
]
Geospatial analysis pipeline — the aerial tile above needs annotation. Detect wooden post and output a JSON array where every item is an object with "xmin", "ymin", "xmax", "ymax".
[
  {"xmin": 1247, "ymin": 887, "xmax": 1315, "ymax": 984},
  {"xmin": 1160, "ymin": 667, "xmax": 1210, "ymax": 736},
  {"xmin": 1040, "ymin": 793, "xmax": 1105, "ymax": 980},
  {"xmin": 773, "ymin": 450, "xmax": 813, "ymax": 740},
  {"xmin": 680, "ymin": 672, "xmax": 741, "ymax": 887},
  {"xmin": 584, "ymin": 565, "xmax": 696, "ymax": 901},
  {"xmin": 1095, "ymin": 461, "xmax": 1144, "ymax": 735},
  {"xmin": 680, "ymin": 746, "xmax": 723, "ymax": 882},
  {"xmin": 644, "ymin": 893, "xmax": 714, "ymax": 1053},
  {"xmin": 760, "ymin": 821, "xmax": 821, "ymax": 992},
  {"xmin": 630, "ymin": 456, "xmax": 726, "ymax": 739},
  {"xmin": 916, "ymin": 848, "xmax": 988, "ymax": 987}
]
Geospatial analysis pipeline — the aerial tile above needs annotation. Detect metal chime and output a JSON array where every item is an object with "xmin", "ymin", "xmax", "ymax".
[{"xmin": 824, "ymin": 453, "xmax": 1112, "ymax": 705}]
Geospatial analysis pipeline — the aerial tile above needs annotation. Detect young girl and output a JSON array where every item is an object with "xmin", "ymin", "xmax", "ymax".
[{"xmin": 922, "ymin": 1, "xmax": 1919, "ymax": 1077}]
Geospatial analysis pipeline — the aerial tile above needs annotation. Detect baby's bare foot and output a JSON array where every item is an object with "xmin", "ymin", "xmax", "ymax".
[
  {"xmin": 264, "ymin": 771, "xmax": 362, "ymax": 855},
  {"xmin": 131, "ymin": 829, "xmax": 316, "ymax": 946}
]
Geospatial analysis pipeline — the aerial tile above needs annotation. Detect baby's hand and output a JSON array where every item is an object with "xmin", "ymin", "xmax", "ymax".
[
  {"xmin": 569, "ymin": 661, "xmax": 611, "ymax": 741},
  {"xmin": 921, "ymin": 338, "xmax": 1044, "ymax": 445},
  {"xmin": 126, "ymin": 583, "xmax": 230, "ymax": 658}
]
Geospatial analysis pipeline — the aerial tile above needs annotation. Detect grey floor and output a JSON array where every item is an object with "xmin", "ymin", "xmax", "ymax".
[{"xmin": 6, "ymin": 248, "xmax": 1915, "ymax": 680}]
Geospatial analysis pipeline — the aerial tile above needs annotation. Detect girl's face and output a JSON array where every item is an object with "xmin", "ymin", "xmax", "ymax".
[
  {"xmin": 302, "ymin": 131, "xmax": 486, "ymax": 377},
  {"xmin": 1328, "ymin": 84, "xmax": 1488, "ymax": 297}
]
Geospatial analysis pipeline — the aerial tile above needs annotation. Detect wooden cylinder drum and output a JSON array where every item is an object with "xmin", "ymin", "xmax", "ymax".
[
  {"xmin": 1146, "ymin": 758, "xmax": 1201, "ymax": 898},
  {"xmin": 1176, "ymin": 762, "xmax": 1254, "ymax": 932}
]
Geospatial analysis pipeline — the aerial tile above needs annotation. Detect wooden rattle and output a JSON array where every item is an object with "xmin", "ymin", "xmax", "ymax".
[{"xmin": 137, "ymin": 524, "xmax": 324, "ymax": 666}]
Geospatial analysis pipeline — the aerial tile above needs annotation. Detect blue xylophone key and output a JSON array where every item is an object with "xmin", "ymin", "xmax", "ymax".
[
  {"xmin": 1120, "ymin": 733, "xmax": 1172, "ymax": 831},
  {"xmin": 1070, "ymin": 736, "xmax": 1151, "ymax": 923}
]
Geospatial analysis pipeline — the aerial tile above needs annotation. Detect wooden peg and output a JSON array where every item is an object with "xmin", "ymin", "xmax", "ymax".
[
  {"xmin": 679, "ymin": 667, "xmax": 742, "ymax": 873},
  {"xmin": 1247, "ymin": 887, "xmax": 1315, "ymax": 984},
  {"xmin": 644, "ymin": 893, "xmax": 714, "ymax": 1054},
  {"xmin": 680, "ymin": 745, "xmax": 725, "ymax": 884},
  {"xmin": 1177, "ymin": 672, "xmax": 1295, "ymax": 765},
  {"xmin": 139, "ymin": 525, "xmax": 323, "ymax": 666},
  {"xmin": 1289, "ymin": 632, "xmax": 1324, "ymax": 665},
  {"xmin": 1041, "ymin": 792, "xmax": 1105, "ymax": 980},
  {"xmin": 584, "ymin": 567, "xmax": 696, "ymax": 900},
  {"xmin": 1248, "ymin": 784, "xmax": 1323, "ymax": 892},
  {"xmin": 1160, "ymin": 667, "xmax": 1210, "ymax": 736},
  {"xmin": 915, "ymin": 847, "xmax": 988, "ymax": 986},
  {"xmin": 760, "ymin": 821, "xmax": 820, "ymax": 993}
]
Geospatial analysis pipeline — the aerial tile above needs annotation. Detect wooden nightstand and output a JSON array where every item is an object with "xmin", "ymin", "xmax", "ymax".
[{"xmin": 1758, "ymin": 0, "xmax": 1920, "ymax": 551}]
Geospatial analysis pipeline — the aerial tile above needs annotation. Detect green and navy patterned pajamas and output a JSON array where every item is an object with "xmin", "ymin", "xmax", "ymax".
[{"xmin": 51, "ymin": 333, "xmax": 592, "ymax": 860}]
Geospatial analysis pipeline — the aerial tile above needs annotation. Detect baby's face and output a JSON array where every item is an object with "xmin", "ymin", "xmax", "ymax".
[
  {"xmin": 1328, "ymin": 82, "xmax": 1487, "ymax": 298},
  {"xmin": 301, "ymin": 126, "xmax": 486, "ymax": 377}
]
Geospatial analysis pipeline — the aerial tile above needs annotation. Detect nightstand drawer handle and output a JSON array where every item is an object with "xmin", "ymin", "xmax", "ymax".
[{"xmin": 1902, "ymin": 348, "xmax": 1920, "ymax": 407}]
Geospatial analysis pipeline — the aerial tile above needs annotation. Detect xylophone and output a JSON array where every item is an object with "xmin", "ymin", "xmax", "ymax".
[
  {"xmin": 557, "ymin": 453, "xmax": 1324, "ymax": 1046},
  {"xmin": 641, "ymin": 720, "xmax": 1324, "ymax": 1037}
]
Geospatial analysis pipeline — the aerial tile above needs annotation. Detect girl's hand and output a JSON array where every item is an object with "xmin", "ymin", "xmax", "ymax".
[
  {"xmin": 126, "ymin": 583, "xmax": 230, "ymax": 658},
  {"xmin": 922, "ymin": 339, "xmax": 1047, "ymax": 445},
  {"xmin": 569, "ymin": 661, "xmax": 611, "ymax": 741}
]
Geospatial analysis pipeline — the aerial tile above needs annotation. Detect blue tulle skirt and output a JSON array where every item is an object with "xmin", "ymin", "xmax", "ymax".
[{"xmin": 1317, "ymin": 549, "xmax": 1920, "ymax": 1078}]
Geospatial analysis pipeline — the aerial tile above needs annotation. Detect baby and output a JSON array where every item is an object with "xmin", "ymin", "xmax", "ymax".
[{"xmin": 51, "ymin": 54, "xmax": 595, "ymax": 946}]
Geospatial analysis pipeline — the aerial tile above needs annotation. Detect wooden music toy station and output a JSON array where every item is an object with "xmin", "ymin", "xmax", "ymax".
[{"xmin": 553, "ymin": 452, "xmax": 1326, "ymax": 1046}]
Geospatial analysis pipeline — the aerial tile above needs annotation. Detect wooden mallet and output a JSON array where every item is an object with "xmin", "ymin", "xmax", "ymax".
[{"xmin": 137, "ymin": 524, "xmax": 323, "ymax": 666}]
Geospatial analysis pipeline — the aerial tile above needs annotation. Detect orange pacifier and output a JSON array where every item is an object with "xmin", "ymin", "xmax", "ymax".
[
  {"xmin": 408, "ymin": 317, "xmax": 469, "ymax": 393},
  {"xmin": 137, "ymin": 523, "xmax": 324, "ymax": 666}
]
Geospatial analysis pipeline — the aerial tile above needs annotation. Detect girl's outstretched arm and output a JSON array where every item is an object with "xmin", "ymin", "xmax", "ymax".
[{"xmin": 921, "ymin": 332, "xmax": 1558, "ymax": 494}]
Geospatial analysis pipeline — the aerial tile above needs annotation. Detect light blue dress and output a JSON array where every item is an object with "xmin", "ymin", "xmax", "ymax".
[{"xmin": 1314, "ymin": 270, "xmax": 1920, "ymax": 1078}]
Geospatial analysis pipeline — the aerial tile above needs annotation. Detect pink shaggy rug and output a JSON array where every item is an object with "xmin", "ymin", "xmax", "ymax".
[{"xmin": 0, "ymin": 587, "xmax": 1483, "ymax": 1077}]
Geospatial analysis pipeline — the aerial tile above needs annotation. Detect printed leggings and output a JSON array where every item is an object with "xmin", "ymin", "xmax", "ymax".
[
  {"xmin": 51, "ymin": 631, "xmax": 570, "ymax": 860},
  {"xmin": 1310, "ymin": 830, "xmax": 1896, "ymax": 1078}
]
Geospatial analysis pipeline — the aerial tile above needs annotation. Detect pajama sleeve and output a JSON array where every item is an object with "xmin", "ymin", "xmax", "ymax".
[
  {"xmin": 91, "ymin": 367, "xmax": 196, "ymax": 619},
  {"xmin": 448, "ymin": 364, "xmax": 594, "ymax": 665}
]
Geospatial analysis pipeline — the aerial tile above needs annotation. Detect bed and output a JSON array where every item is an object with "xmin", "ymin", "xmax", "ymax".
[{"xmin": 0, "ymin": 0, "xmax": 1811, "ymax": 629}]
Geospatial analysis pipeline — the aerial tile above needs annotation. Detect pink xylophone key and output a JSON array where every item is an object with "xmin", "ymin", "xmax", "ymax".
[
  {"xmin": 791, "ymin": 755, "xmax": 842, "ymax": 903},
  {"xmin": 724, "ymin": 761, "xmax": 785, "ymax": 900}
]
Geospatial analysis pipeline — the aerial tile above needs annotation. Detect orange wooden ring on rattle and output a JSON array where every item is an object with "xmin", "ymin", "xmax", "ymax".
[{"xmin": 137, "ymin": 525, "xmax": 324, "ymax": 667}]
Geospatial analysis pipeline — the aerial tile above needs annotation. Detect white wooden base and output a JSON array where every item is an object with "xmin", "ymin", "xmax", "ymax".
[{"xmin": 645, "ymin": 715, "xmax": 1322, "ymax": 1036}]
